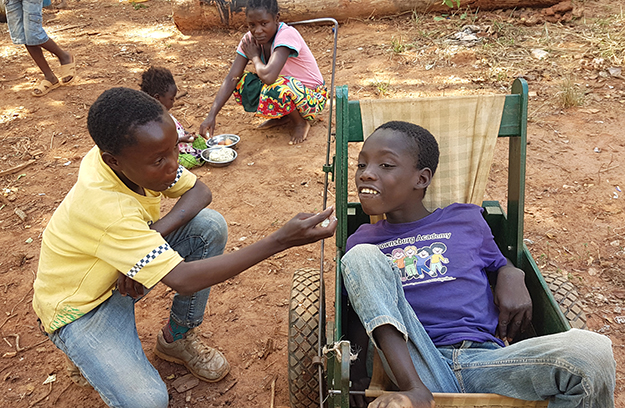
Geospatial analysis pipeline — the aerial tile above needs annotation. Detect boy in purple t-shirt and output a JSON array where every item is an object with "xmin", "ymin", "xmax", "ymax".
[{"xmin": 342, "ymin": 121, "xmax": 615, "ymax": 408}]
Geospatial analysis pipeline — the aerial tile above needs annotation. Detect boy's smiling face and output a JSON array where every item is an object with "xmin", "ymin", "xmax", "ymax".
[
  {"xmin": 103, "ymin": 113, "xmax": 180, "ymax": 194},
  {"xmin": 356, "ymin": 128, "xmax": 432, "ymax": 224}
]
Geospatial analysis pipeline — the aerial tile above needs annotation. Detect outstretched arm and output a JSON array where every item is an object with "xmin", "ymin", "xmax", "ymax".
[
  {"xmin": 199, "ymin": 54, "xmax": 248, "ymax": 138},
  {"xmin": 160, "ymin": 207, "xmax": 337, "ymax": 295},
  {"xmin": 493, "ymin": 260, "xmax": 533, "ymax": 343}
]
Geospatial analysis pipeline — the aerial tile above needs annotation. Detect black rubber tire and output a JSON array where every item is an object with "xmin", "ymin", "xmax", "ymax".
[
  {"xmin": 543, "ymin": 273, "xmax": 587, "ymax": 330},
  {"xmin": 288, "ymin": 267, "xmax": 325, "ymax": 408}
]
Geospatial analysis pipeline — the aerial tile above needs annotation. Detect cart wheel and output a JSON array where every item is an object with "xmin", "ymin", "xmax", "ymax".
[
  {"xmin": 288, "ymin": 267, "xmax": 325, "ymax": 408},
  {"xmin": 543, "ymin": 273, "xmax": 587, "ymax": 329}
]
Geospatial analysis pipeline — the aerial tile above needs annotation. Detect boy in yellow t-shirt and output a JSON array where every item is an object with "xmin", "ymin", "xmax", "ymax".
[{"xmin": 33, "ymin": 87, "xmax": 336, "ymax": 407}]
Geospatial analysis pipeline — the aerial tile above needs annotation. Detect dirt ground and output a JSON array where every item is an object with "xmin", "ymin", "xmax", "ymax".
[{"xmin": 1, "ymin": 0, "xmax": 624, "ymax": 406}]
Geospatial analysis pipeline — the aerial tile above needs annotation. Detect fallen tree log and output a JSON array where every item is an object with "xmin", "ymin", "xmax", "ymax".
[{"xmin": 172, "ymin": 0, "xmax": 564, "ymax": 31}]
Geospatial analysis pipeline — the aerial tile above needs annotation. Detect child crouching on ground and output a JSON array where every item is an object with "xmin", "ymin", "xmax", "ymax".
[
  {"xmin": 199, "ymin": 0, "xmax": 327, "ymax": 145},
  {"xmin": 33, "ymin": 87, "xmax": 336, "ymax": 407},
  {"xmin": 140, "ymin": 66, "xmax": 207, "ymax": 169},
  {"xmin": 343, "ymin": 121, "xmax": 615, "ymax": 408}
]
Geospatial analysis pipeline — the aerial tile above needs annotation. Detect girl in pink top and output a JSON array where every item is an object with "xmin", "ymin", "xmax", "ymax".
[{"xmin": 199, "ymin": 0, "xmax": 327, "ymax": 145}]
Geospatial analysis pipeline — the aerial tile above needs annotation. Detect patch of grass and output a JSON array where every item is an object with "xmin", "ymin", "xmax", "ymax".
[
  {"xmin": 131, "ymin": 2, "xmax": 148, "ymax": 10},
  {"xmin": 390, "ymin": 37, "xmax": 406, "ymax": 54},
  {"xmin": 557, "ymin": 77, "xmax": 584, "ymax": 108},
  {"xmin": 411, "ymin": 10, "xmax": 422, "ymax": 25},
  {"xmin": 370, "ymin": 78, "xmax": 392, "ymax": 96}
]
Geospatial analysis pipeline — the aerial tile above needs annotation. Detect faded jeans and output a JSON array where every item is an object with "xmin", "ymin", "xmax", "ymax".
[
  {"xmin": 341, "ymin": 244, "xmax": 615, "ymax": 408},
  {"xmin": 47, "ymin": 208, "xmax": 228, "ymax": 408}
]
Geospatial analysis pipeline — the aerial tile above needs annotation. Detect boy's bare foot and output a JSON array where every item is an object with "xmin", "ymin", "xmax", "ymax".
[
  {"xmin": 289, "ymin": 121, "xmax": 310, "ymax": 145},
  {"xmin": 258, "ymin": 116, "xmax": 290, "ymax": 129},
  {"xmin": 369, "ymin": 389, "xmax": 434, "ymax": 408}
]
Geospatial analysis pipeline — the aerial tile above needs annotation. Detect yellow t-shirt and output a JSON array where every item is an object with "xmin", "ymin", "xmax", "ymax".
[{"xmin": 33, "ymin": 146, "xmax": 197, "ymax": 333}]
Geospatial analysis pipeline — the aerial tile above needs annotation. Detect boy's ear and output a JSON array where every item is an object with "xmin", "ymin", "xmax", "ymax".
[
  {"xmin": 414, "ymin": 167, "xmax": 433, "ymax": 190},
  {"xmin": 101, "ymin": 151, "xmax": 121, "ymax": 171}
]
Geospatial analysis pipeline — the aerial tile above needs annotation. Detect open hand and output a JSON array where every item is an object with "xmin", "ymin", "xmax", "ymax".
[
  {"xmin": 117, "ymin": 272, "xmax": 145, "ymax": 299},
  {"xmin": 199, "ymin": 114, "xmax": 216, "ymax": 139},
  {"xmin": 273, "ymin": 206, "xmax": 337, "ymax": 249},
  {"xmin": 178, "ymin": 131, "xmax": 195, "ymax": 143}
]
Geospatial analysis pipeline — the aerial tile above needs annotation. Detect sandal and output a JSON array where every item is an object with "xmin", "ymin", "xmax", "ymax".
[
  {"xmin": 31, "ymin": 79, "xmax": 61, "ymax": 97},
  {"xmin": 57, "ymin": 56, "xmax": 76, "ymax": 85}
]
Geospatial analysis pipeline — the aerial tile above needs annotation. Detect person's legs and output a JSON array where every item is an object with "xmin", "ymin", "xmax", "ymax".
[
  {"xmin": 48, "ymin": 291, "xmax": 169, "ymax": 408},
  {"xmin": 438, "ymin": 329, "xmax": 615, "ymax": 407},
  {"xmin": 16, "ymin": 0, "xmax": 74, "ymax": 92},
  {"xmin": 26, "ymin": 44, "xmax": 56, "ymax": 84},
  {"xmin": 30, "ymin": 38, "xmax": 74, "ymax": 87},
  {"xmin": 258, "ymin": 115, "xmax": 291, "ymax": 129},
  {"xmin": 164, "ymin": 208, "xmax": 228, "ymax": 329},
  {"xmin": 154, "ymin": 208, "xmax": 231, "ymax": 382},
  {"xmin": 341, "ymin": 244, "xmax": 461, "ymax": 393},
  {"xmin": 287, "ymin": 108, "xmax": 311, "ymax": 145}
]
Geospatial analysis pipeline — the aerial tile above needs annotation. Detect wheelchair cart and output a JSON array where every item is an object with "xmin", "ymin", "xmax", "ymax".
[{"xmin": 287, "ymin": 78, "xmax": 586, "ymax": 408}]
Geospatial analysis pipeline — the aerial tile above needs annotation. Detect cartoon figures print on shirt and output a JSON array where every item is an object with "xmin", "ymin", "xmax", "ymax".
[{"xmin": 390, "ymin": 242, "xmax": 450, "ymax": 282}]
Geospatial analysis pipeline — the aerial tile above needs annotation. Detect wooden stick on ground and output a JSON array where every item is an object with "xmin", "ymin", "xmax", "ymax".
[
  {"xmin": 269, "ymin": 375, "xmax": 276, "ymax": 408},
  {"xmin": 0, "ymin": 160, "xmax": 36, "ymax": 177}
]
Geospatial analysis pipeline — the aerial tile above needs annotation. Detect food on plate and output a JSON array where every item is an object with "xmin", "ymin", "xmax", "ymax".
[{"xmin": 208, "ymin": 147, "xmax": 235, "ymax": 162}]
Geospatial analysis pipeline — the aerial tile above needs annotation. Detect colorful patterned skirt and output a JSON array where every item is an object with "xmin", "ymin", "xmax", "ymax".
[{"xmin": 233, "ymin": 72, "xmax": 327, "ymax": 121}]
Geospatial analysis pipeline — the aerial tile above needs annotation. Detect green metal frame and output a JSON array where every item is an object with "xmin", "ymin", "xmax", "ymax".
[{"xmin": 323, "ymin": 78, "xmax": 571, "ymax": 407}]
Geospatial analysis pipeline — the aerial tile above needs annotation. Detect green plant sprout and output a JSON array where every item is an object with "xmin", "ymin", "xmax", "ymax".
[{"xmin": 442, "ymin": 0, "xmax": 460, "ymax": 8}]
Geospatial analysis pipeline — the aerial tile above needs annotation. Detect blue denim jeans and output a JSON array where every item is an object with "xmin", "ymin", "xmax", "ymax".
[
  {"xmin": 341, "ymin": 244, "xmax": 615, "ymax": 408},
  {"xmin": 48, "ymin": 208, "xmax": 228, "ymax": 408},
  {"xmin": 4, "ymin": 0, "xmax": 49, "ymax": 46}
]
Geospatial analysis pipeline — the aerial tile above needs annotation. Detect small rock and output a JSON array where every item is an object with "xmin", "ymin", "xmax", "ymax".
[
  {"xmin": 14, "ymin": 208, "xmax": 27, "ymax": 222},
  {"xmin": 531, "ymin": 49, "xmax": 549, "ymax": 60},
  {"xmin": 172, "ymin": 374, "xmax": 199, "ymax": 393},
  {"xmin": 614, "ymin": 316, "xmax": 625, "ymax": 324},
  {"xmin": 607, "ymin": 67, "xmax": 622, "ymax": 77}
]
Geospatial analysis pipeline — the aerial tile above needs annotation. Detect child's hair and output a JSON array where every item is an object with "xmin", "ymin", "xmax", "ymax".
[
  {"xmin": 375, "ymin": 121, "xmax": 439, "ymax": 176},
  {"xmin": 88, "ymin": 87, "xmax": 165, "ymax": 155},
  {"xmin": 139, "ymin": 66, "xmax": 176, "ymax": 98},
  {"xmin": 246, "ymin": 0, "xmax": 279, "ymax": 15}
]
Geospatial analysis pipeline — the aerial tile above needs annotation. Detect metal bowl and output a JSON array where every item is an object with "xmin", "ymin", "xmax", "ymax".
[
  {"xmin": 200, "ymin": 147, "xmax": 237, "ymax": 167},
  {"xmin": 206, "ymin": 134, "xmax": 240, "ymax": 149}
]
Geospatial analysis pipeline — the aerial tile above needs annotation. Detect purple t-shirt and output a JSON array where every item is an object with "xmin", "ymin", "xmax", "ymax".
[
  {"xmin": 345, "ymin": 203, "xmax": 507, "ymax": 346},
  {"xmin": 237, "ymin": 22, "xmax": 324, "ymax": 89}
]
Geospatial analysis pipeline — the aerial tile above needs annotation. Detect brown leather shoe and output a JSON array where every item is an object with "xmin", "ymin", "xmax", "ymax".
[{"xmin": 154, "ymin": 328, "xmax": 229, "ymax": 383}]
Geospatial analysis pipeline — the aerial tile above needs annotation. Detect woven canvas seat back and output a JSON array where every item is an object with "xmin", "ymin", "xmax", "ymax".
[{"xmin": 360, "ymin": 94, "xmax": 506, "ymax": 211}]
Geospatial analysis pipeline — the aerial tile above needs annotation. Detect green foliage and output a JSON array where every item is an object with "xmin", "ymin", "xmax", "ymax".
[
  {"xmin": 131, "ymin": 2, "xmax": 148, "ymax": 10},
  {"xmin": 390, "ymin": 37, "xmax": 406, "ymax": 54},
  {"xmin": 442, "ymin": 0, "xmax": 460, "ymax": 8},
  {"xmin": 370, "ymin": 78, "xmax": 391, "ymax": 96}
]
